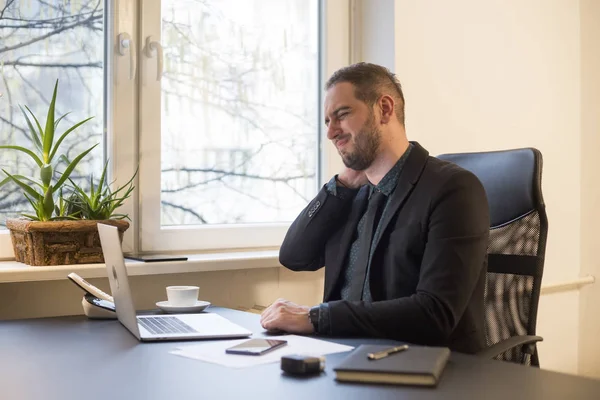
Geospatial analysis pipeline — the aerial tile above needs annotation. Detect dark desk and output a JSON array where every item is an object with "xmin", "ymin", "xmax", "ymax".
[{"xmin": 1, "ymin": 307, "xmax": 599, "ymax": 400}]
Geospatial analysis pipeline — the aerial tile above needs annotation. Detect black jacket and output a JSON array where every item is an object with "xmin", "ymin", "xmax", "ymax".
[{"xmin": 279, "ymin": 142, "xmax": 489, "ymax": 354}]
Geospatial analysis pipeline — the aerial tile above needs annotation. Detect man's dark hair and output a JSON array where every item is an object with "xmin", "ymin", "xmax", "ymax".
[{"xmin": 325, "ymin": 62, "xmax": 405, "ymax": 125}]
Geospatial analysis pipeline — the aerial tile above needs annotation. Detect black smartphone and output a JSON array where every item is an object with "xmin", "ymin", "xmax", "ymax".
[
  {"xmin": 84, "ymin": 294, "xmax": 116, "ymax": 312},
  {"xmin": 124, "ymin": 253, "xmax": 188, "ymax": 262},
  {"xmin": 225, "ymin": 339, "xmax": 288, "ymax": 356}
]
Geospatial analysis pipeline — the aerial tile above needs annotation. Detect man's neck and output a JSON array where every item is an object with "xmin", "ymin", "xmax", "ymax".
[{"xmin": 365, "ymin": 135, "xmax": 410, "ymax": 186}]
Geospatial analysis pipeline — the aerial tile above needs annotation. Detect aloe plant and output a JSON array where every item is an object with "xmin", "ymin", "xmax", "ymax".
[
  {"xmin": 0, "ymin": 80, "xmax": 96, "ymax": 221},
  {"xmin": 66, "ymin": 160, "xmax": 137, "ymax": 220}
]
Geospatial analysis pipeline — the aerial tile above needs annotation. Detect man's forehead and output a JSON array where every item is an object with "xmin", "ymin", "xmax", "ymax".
[{"xmin": 325, "ymin": 82, "xmax": 358, "ymax": 112}]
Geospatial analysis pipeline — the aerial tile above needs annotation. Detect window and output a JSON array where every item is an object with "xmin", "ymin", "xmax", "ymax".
[
  {"xmin": 0, "ymin": 0, "xmax": 349, "ymax": 258},
  {"xmin": 139, "ymin": 0, "xmax": 322, "ymax": 251},
  {"xmin": 0, "ymin": 0, "xmax": 106, "ymax": 257}
]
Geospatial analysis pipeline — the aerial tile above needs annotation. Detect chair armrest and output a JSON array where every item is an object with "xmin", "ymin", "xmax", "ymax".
[{"xmin": 478, "ymin": 335, "xmax": 543, "ymax": 359}]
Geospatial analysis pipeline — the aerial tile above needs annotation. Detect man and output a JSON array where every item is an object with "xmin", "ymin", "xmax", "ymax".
[{"xmin": 260, "ymin": 62, "xmax": 489, "ymax": 354}]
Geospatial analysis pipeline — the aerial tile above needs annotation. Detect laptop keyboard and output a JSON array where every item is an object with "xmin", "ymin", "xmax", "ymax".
[{"xmin": 138, "ymin": 316, "xmax": 197, "ymax": 335}]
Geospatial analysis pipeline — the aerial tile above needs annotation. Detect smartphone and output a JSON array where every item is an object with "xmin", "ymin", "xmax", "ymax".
[
  {"xmin": 124, "ymin": 253, "xmax": 188, "ymax": 262},
  {"xmin": 85, "ymin": 294, "xmax": 116, "ymax": 312},
  {"xmin": 225, "ymin": 339, "xmax": 288, "ymax": 356}
]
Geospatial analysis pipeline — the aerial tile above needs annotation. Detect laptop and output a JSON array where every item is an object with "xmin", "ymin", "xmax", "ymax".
[{"xmin": 97, "ymin": 223, "xmax": 252, "ymax": 342}]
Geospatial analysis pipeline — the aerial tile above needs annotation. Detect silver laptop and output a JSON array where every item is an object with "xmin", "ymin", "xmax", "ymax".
[{"xmin": 97, "ymin": 223, "xmax": 252, "ymax": 342}]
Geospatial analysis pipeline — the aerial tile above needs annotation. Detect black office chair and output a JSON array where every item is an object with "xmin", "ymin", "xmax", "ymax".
[{"xmin": 437, "ymin": 148, "xmax": 548, "ymax": 367}]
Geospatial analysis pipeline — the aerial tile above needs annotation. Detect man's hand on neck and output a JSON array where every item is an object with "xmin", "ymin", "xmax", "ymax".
[{"xmin": 337, "ymin": 168, "xmax": 369, "ymax": 189}]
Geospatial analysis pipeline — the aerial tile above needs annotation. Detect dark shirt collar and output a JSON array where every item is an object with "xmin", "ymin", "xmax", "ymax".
[{"xmin": 368, "ymin": 143, "xmax": 413, "ymax": 197}]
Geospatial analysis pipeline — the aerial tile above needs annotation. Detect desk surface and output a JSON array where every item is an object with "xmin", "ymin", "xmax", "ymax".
[{"xmin": 1, "ymin": 307, "xmax": 599, "ymax": 400}]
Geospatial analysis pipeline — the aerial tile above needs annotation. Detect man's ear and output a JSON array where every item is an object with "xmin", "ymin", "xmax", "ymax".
[{"xmin": 378, "ymin": 95, "xmax": 395, "ymax": 124}]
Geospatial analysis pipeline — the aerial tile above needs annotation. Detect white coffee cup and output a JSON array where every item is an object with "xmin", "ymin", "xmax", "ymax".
[{"xmin": 166, "ymin": 286, "xmax": 199, "ymax": 307}]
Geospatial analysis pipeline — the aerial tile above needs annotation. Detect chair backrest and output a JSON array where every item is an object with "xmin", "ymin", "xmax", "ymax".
[{"xmin": 437, "ymin": 148, "xmax": 548, "ymax": 366}]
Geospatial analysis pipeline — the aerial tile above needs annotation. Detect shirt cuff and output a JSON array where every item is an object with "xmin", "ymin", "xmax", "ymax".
[
  {"xmin": 325, "ymin": 175, "xmax": 358, "ymax": 200},
  {"xmin": 318, "ymin": 303, "xmax": 332, "ymax": 335}
]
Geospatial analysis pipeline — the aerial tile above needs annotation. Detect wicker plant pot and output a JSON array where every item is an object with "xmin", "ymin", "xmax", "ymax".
[{"xmin": 6, "ymin": 218, "xmax": 130, "ymax": 266}]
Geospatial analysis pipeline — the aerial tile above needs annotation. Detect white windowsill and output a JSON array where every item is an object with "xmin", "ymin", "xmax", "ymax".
[{"xmin": 0, "ymin": 250, "xmax": 281, "ymax": 283}]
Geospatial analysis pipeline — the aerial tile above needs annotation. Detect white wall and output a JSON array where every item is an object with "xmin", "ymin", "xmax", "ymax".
[
  {"xmin": 353, "ymin": 0, "xmax": 396, "ymax": 69},
  {"xmin": 392, "ymin": 0, "xmax": 582, "ymax": 375},
  {"xmin": 579, "ymin": 0, "xmax": 600, "ymax": 379}
]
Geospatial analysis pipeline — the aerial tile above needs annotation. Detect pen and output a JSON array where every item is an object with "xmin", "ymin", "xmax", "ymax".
[{"xmin": 367, "ymin": 344, "xmax": 409, "ymax": 360}]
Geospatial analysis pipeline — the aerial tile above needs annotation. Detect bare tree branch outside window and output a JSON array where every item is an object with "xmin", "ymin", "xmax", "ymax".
[{"xmin": 158, "ymin": 0, "xmax": 319, "ymax": 226}]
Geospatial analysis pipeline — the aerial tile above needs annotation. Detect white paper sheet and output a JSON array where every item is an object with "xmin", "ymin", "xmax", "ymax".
[{"xmin": 170, "ymin": 335, "xmax": 354, "ymax": 368}]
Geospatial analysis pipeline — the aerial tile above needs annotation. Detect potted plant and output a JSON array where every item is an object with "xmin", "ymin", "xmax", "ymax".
[{"xmin": 0, "ymin": 80, "xmax": 134, "ymax": 266}]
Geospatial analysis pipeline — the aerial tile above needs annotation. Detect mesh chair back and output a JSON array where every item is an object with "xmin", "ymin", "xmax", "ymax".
[{"xmin": 437, "ymin": 148, "xmax": 547, "ymax": 366}]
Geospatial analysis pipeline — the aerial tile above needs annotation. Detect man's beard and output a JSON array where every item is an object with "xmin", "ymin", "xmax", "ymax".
[{"xmin": 340, "ymin": 112, "xmax": 381, "ymax": 171}]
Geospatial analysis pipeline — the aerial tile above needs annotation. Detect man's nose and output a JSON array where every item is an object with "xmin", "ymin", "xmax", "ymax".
[{"xmin": 327, "ymin": 122, "xmax": 341, "ymax": 141}]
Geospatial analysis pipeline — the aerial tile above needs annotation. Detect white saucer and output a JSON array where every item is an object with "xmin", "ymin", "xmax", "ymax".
[{"xmin": 156, "ymin": 300, "xmax": 211, "ymax": 314}]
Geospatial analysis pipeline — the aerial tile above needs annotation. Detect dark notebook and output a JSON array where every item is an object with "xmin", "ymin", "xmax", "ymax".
[{"xmin": 333, "ymin": 344, "xmax": 451, "ymax": 387}]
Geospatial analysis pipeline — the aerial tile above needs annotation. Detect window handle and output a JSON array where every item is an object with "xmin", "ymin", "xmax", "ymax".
[
  {"xmin": 144, "ymin": 36, "xmax": 164, "ymax": 81},
  {"xmin": 117, "ymin": 32, "xmax": 137, "ymax": 80}
]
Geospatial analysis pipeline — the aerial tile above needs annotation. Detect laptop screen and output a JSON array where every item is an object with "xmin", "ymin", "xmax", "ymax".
[{"xmin": 97, "ymin": 223, "xmax": 141, "ymax": 339}]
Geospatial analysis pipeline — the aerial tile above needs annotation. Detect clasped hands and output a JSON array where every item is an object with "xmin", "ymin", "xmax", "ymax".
[{"xmin": 260, "ymin": 298, "xmax": 315, "ymax": 334}]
